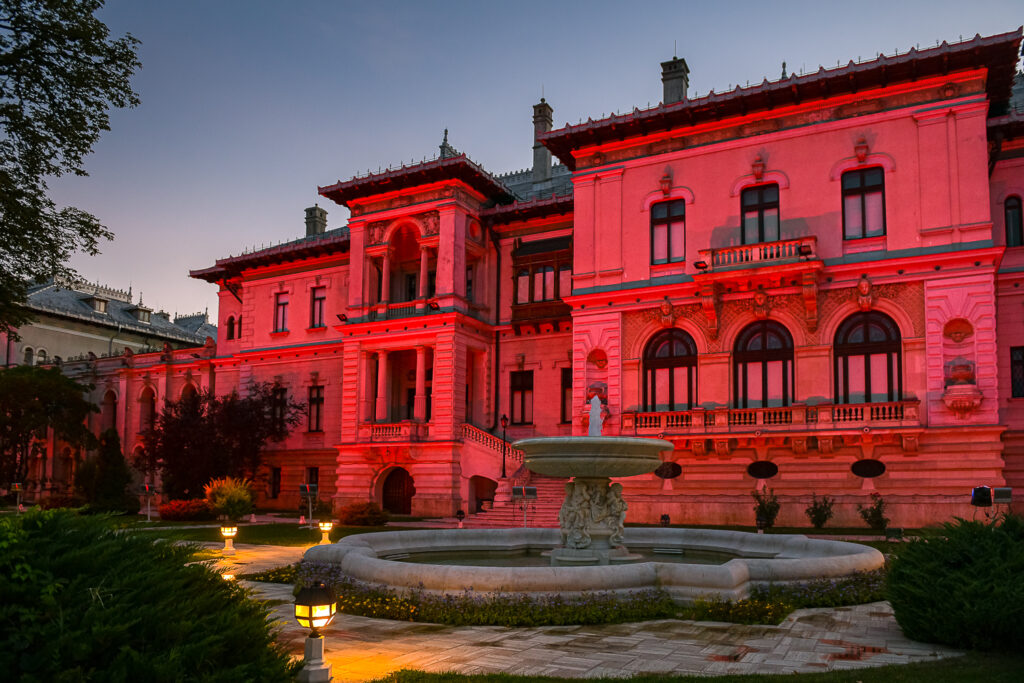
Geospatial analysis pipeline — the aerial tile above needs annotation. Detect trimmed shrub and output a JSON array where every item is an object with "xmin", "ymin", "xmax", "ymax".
[
  {"xmin": 887, "ymin": 514, "xmax": 1024, "ymax": 652},
  {"xmin": 751, "ymin": 487, "xmax": 781, "ymax": 529},
  {"xmin": 754, "ymin": 569, "xmax": 886, "ymax": 608},
  {"xmin": 204, "ymin": 476, "xmax": 254, "ymax": 521},
  {"xmin": 337, "ymin": 501, "xmax": 389, "ymax": 526},
  {"xmin": 858, "ymin": 492, "xmax": 890, "ymax": 531},
  {"xmin": 804, "ymin": 493, "xmax": 835, "ymax": 529},
  {"xmin": 158, "ymin": 498, "xmax": 216, "ymax": 521},
  {"xmin": 0, "ymin": 509, "xmax": 297, "ymax": 680}
]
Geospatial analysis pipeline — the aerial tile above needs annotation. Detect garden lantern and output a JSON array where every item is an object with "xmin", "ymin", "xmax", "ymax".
[
  {"xmin": 318, "ymin": 520, "xmax": 333, "ymax": 544},
  {"xmin": 660, "ymin": 514, "xmax": 670, "ymax": 527},
  {"xmin": 294, "ymin": 581, "xmax": 336, "ymax": 682},
  {"xmin": 220, "ymin": 525, "xmax": 237, "ymax": 555},
  {"xmin": 456, "ymin": 509, "xmax": 465, "ymax": 528},
  {"xmin": 755, "ymin": 513, "xmax": 768, "ymax": 534}
]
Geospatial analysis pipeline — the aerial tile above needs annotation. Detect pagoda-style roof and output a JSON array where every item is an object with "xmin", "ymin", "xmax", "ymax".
[
  {"xmin": 190, "ymin": 228, "xmax": 350, "ymax": 283},
  {"xmin": 541, "ymin": 29, "xmax": 1024, "ymax": 170},
  {"xmin": 481, "ymin": 192, "xmax": 574, "ymax": 226},
  {"xmin": 318, "ymin": 154, "xmax": 514, "ymax": 208}
]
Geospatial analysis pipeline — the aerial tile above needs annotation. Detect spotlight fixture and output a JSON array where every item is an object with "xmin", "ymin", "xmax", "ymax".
[
  {"xmin": 427, "ymin": 301, "xmax": 440, "ymax": 311},
  {"xmin": 336, "ymin": 314, "xmax": 347, "ymax": 322},
  {"xmin": 798, "ymin": 244, "xmax": 813, "ymax": 256},
  {"xmin": 694, "ymin": 261, "xmax": 709, "ymax": 270}
]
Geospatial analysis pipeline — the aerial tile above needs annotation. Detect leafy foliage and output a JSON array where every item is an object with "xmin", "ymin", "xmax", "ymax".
[
  {"xmin": 0, "ymin": 0, "xmax": 140, "ymax": 334},
  {"xmin": 753, "ymin": 569, "xmax": 887, "ymax": 608},
  {"xmin": 204, "ymin": 476, "xmax": 254, "ymax": 521},
  {"xmin": 751, "ymin": 487, "xmax": 781, "ymax": 529},
  {"xmin": 804, "ymin": 493, "xmax": 836, "ymax": 529},
  {"xmin": 687, "ymin": 596, "xmax": 792, "ymax": 625},
  {"xmin": 337, "ymin": 501, "xmax": 389, "ymax": 526},
  {"xmin": 0, "ymin": 509, "xmax": 297, "ymax": 681},
  {"xmin": 0, "ymin": 365, "xmax": 96, "ymax": 485},
  {"xmin": 142, "ymin": 383, "xmax": 303, "ymax": 499},
  {"xmin": 857, "ymin": 492, "xmax": 890, "ymax": 531},
  {"xmin": 887, "ymin": 514, "xmax": 1024, "ymax": 652},
  {"xmin": 240, "ymin": 563, "xmax": 299, "ymax": 584},
  {"xmin": 74, "ymin": 428, "xmax": 138, "ymax": 513},
  {"xmin": 157, "ymin": 498, "xmax": 215, "ymax": 521}
]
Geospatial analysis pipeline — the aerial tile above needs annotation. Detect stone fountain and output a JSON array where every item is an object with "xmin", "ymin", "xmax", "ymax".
[{"xmin": 514, "ymin": 397, "xmax": 672, "ymax": 565}]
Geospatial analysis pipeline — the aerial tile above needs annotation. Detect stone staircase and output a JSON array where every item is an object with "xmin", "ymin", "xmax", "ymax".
[{"xmin": 461, "ymin": 474, "xmax": 566, "ymax": 528}]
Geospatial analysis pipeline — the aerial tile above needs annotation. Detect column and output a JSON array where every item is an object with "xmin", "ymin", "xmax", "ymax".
[
  {"xmin": 375, "ymin": 351, "xmax": 388, "ymax": 422},
  {"xmin": 418, "ymin": 245, "xmax": 430, "ymax": 299},
  {"xmin": 414, "ymin": 345, "xmax": 427, "ymax": 422},
  {"xmin": 380, "ymin": 253, "xmax": 391, "ymax": 305},
  {"xmin": 358, "ymin": 350, "xmax": 372, "ymax": 422}
]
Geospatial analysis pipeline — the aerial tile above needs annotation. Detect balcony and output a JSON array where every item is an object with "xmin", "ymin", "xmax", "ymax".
[
  {"xmin": 357, "ymin": 420, "xmax": 429, "ymax": 442},
  {"xmin": 696, "ymin": 236, "xmax": 818, "ymax": 274},
  {"xmin": 511, "ymin": 300, "xmax": 571, "ymax": 324},
  {"xmin": 622, "ymin": 401, "xmax": 921, "ymax": 454}
]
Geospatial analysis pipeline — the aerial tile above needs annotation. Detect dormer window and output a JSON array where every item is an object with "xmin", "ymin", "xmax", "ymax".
[
  {"xmin": 85, "ymin": 296, "xmax": 108, "ymax": 313},
  {"xmin": 138, "ymin": 309, "xmax": 151, "ymax": 323}
]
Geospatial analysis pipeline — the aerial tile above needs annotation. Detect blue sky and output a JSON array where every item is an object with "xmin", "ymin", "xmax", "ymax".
[{"xmin": 50, "ymin": 0, "xmax": 1023, "ymax": 320}]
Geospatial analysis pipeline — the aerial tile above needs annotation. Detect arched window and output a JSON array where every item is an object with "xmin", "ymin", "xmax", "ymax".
[
  {"xmin": 101, "ymin": 390, "xmax": 117, "ymax": 431},
  {"xmin": 235, "ymin": 315, "xmax": 242, "ymax": 339},
  {"xmin": 643, "ymin": 329, "xmax": 698, "ymax": 411},
  {"xmin": 834, "ymin": 311, "xmax": 902, "ymax": 404},
  {"xmin": 36, "ymin": 349, "xmax": 47, "ymax": 365},
  {"xmin": 22, "ymin": 347, "xmax": 34, "ymax": 365},
  {"xmin": 734, "ymin": 321, "xmax": 794, "ymax": 408},
  {"xmin": 226, "ymin": 316, "xmax": 235, "ymax": 340},
  {"xmin": 1006, "ymin": 196, "xmax": 1023, "ymax": 247},
  {"xmin": 139, "ymin": 387, "xmax": 157, "ymax": 432}
]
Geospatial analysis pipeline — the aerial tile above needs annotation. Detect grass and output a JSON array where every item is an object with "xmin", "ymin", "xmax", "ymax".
[
  {"xmin": 133, "ymin": 523, "xmax": 424, "ymax": 546},
  {"xmin": 369, "ymin": 651, "xmax": 1024, "ymax": 682}
]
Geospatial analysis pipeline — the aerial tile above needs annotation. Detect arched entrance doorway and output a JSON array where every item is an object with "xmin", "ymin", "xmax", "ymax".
[{"xmin": 382, "ymin": 468, "xmax": 415, "ymax": 515}]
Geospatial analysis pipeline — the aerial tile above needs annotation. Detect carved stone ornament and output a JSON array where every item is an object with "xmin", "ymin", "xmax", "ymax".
[
  {"xmin": 752, "ymin": 289, "xmax": 770, "ymax": 320},
  {"xmin": 792, "ymin": 437, "xmax": 808, "ymax": 455},
  {"xmin": 557, "ymin": 480, "xmax": 627, "ymax": 550},
  {"xmin": 660, "ymin": 170, "xmax": 672, "ymax": 196},
  {"xmin": 751, "ymin": 154, "xmax": 765, "ymax": 181},
  {"xmin": 802, "ymin": 272, "xmax": 819, "ymax": 331},
  {"xmin": 901, "ymin": 435, "xmax": 919, "ymax": 453},
  {"xmin": 367, "ymin": 221, "xmax": 388, "ymax": 245},
  {"xmin": 943, "ymin": 318, "xmax": 973, "ymax": 344},
  {"xmin": 420, "ymin": 211, "xmax": 440, "ymax": 236},
  {"xmin": 701, "ymin": 284, "xmax": 720, "ymax": 340},
  {"xmin": 854, "ymin": 136, "xmax": 869, "ymax": 163},
  {"xmin": 691, "ymin": 439, "xmax": 707, "ymax": 456},
  {"xmin": 659, "ymin": 298, "xmax": 675, "ymax": 328},
  {"xmin": 714, "ymin": 439, "xmax": 731, "ymax": 456},
  {"xmin": 943, "ymin": 384, "xmax": 983, "ymax": 418},
  {"xmin": 817, "ymin": 436, "xmax": 835, "ymax": 454},
  {"xmin": 856, "ymin": 276, "xmax": 873, "ymax": 311}
]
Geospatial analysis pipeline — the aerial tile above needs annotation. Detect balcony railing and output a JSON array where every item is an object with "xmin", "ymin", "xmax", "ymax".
[
  {"xmin": 697, "ymin": 236, "xmax": 817, "ymax": 272},
  {"xmin": 359, "ymin": 421, "xmax": 428, "ymax": 442},
  {"xmin": 460, "ymin": 423, "xmax": 524, "ymax": 467},
  {"xmin": 624, "ymin": 400, "xmax": 919, "ymax": 435}
]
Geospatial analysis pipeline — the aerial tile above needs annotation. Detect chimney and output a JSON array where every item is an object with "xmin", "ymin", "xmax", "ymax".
[
  {"xmin": 305, "ymin": 205, "xmax": 327, "ymax": 236},
  {"xmin": 661, "ymin": 57, "xmax": 690, "ymax": 105},
  {"xmin": 532, "ymin": 98, "xmax": 553, "ymax": 184}
]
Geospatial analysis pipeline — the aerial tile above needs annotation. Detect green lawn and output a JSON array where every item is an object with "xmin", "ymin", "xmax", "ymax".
[
  {"xmin": 133, "ymin": 523, "xmax": 415, "ymax": 546},
  {"xmin": 370, "ymin": 651, "xmax": 1024, "ymax": 683}
]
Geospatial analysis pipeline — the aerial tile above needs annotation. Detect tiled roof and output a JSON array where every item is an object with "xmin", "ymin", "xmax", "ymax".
[
  {"xmin": 541, "ymin": 29, "xmax": 1024, "ymax": 170},
  {"xmin": 24, "ymin": 280, "xmax": 215, "ymax": 344},
  {"xmin": 190, "ymin": 227, "xmax": 350, "ymax": 282}
]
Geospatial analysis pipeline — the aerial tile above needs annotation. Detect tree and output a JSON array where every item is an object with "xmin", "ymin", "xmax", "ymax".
[
  {"xmin": 75, "ymin": 428, "xmax": 137, "ymax": 512},
  {"xmin": 0, "ymin": 0, "xmax": 140, "ymax": 335},
  {"xmin": 142, "ymin": 383, "xmax": 303, "ymax": 499},
  {"xmin": 0, "ymin": 364, "xmax": 96, "ymax": 486}
]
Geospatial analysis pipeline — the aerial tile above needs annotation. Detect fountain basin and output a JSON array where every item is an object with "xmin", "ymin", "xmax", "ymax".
[
  {"xmin": 515, "ymin": 436, "xmax": 672, "ymax": 478},
  {"xmin": 303, "ymin": 528, "xmax": 884, "ymax": 603}
]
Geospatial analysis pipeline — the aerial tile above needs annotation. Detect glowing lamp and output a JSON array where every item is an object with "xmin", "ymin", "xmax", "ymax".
[
  {"xmin": 220, "ymin": 525, "xmax": 238, "ymax": 555},
  {"xmin": 318, "ymin": 520, "xmax": 334, "ymax": 544},
  {"xmin": 294, "ymin": 582, "xmax": 336, "ymax": 636},
  {"xmin": 222, "ymin": 573, "xmax": 236, "ymax": 581}
]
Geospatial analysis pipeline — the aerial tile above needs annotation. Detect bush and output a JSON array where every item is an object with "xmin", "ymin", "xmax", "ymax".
[
  {"xmin": 753, "ymin": 569, "xmax": 887, "ymax": 608},
  {"xmin": 804, "ymin": 493, "xmax": 835, "ymax": 529},
  {"xmin": 204, "ymin": 476, "xmax": 254, "ymax": 521},
  {"xmin": 887, "ymin": 514, "xmax": 1024, "ymax": 652},
  {"xmin": 240, "ymin": 563, "xmax": 299, "ymax": 584},
  {"xmin": 297, "ymin": 497, "xmax": 333, "ymax": 517},
  {"xmin": 38, "ymin": 494, "xmax": 86, "ymax": 510},
  {"xmin": 0, "ymin": 509, "xmax": 297, "ymax": 680},
  {"xmin": 337, "ymin": 501, "xmax": 388, "ymax": 526},
  {"xmin": 858, "ymin": 492, "xmax": 890, "ymax": 531},
  {"xmin": 751, "ymin": 487, "xmax": 781, "ymax": 529},
  {"xmin": 688, "ymin": 596, "xmax": 792, "ymax": 625},
  {"xmin": 158, "ymin": 498, "xmax": 216, "ymax": 521}
]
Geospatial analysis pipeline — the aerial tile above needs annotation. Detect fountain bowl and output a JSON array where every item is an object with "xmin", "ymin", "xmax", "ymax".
[{"xmin": 515, "ymin": 436, "xmax": 673, "ymax": 478}]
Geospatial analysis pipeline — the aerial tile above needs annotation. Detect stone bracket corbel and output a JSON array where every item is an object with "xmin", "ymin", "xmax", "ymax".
[
  {"xmin": 700, "ymin": 283, "xmax": 720, "ymax": 340},
  {"xmin": 802, "ymin": 272, "xmax": 819, "ymax": 331}
]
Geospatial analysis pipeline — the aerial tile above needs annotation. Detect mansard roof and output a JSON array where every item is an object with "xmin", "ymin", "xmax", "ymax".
[
  {"xmin": 481, "ymin": 191, "xmax": 574, "ymax": 226},
  {"xmin": 541, "ymin": 29, "xmax": 1024, "ymax": 170},
  {"xmin": 190, "ymin": 227, "xmax": 350, "ymax": 283},
  {"xmin": 24, "ymin": 279, "xmax": 214, "ymax": 344},
  {"xmin": 318, "ymin": 154, "xmax": 514, "ymax": 208}
]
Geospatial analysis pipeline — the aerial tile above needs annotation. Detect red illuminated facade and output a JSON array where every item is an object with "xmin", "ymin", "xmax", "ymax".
[{"xmin": 60, "ymin": 30, "xmax": 1024, "ymax": 526}]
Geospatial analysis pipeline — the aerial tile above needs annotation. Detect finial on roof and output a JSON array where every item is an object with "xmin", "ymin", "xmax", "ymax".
[
  {"xmin": 781, "ymin": 61, "xmax": 787, "ymax": 79},
  {"xmin": 439, "ymin": 128, "xmax": 457, "ymax": 159}
]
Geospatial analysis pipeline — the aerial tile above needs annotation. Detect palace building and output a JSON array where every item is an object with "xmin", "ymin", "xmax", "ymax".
[{"xmin": 58, "ymin": 29, "xmax": 1024, "ymax": 526}]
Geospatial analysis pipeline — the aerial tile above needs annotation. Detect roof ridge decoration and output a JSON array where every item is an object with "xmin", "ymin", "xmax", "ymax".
[{"xmin": 540, "ymin": 28, "xmax": 1024, "ymax": 170}]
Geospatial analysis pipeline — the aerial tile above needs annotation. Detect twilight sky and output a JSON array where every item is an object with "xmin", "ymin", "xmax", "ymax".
[{"xmin": 50, "ymin": 0, "xmax": 1023, "ymax": 322}]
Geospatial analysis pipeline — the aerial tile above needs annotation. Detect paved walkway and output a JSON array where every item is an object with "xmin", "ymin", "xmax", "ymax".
[{"xmin": 201, "ymin": 543, "xmax": 959, "ymax": 681}]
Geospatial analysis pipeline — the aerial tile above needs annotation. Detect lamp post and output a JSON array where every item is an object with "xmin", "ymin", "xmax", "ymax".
[
  {"xmin": 12, "ymin": 482, "xmax": 22, "ymax": 514},
  {"xmin": 220, "ymin": 525, "xmax": 238, "ymax": 555},
  {"xmin": 455, "ymin": 509, "xmax": 465, "ymax": 528},
  {"xmin": 318, "ymin": 520, "xmax": 333, "ymax": 545},
  {"xmin": 660, "ymin": 514, "xmax": 671, "ymax": 527},
  {"xmin": 294, "ymin": 581, "xmax": 336, "ymax": 683},
  {"xmin": 500, "ymin": 414, "xmax": 509, "ymax": 479}
]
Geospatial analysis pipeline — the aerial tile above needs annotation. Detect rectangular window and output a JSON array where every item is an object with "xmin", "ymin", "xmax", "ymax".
[
  {"xmin": 269, "ymin": 467, "xmax": 281, "ymax": 499},
  {"xmin": 310, "ymin": 287, "xmax": 326, "ymax": 328},
  {"xmin": 465, "ymin": 265, "xmax": 474, "ymax": 302},
  {"xmin": 741, "ymin": 185, "xmax": 779, "ymax": 244},
  {"xmin": 842, "ymin": 168, "xmax": 885, "ymax": 239},
  {"xmin": 403, "ymin": 273, "xmax": 417, "ymax": 302},
  {"xmin": 516, "ymin": 270, "xmax": 530, "ymax": 304},
  {"xmin": 271, "ymin": 387, "xmax": 288, "ymax": 428},
  {"xmin": 1012, "ymin": 347, "xmax": 1024, "ymax": 398},
  {"xmin": 510, "ymin": 370, "xmax": 534, "ymax": 424},
  {"xmin": 558, "ymin": 265, "xmax": 572, "ymax": 300},
  {"xmin": 560, "ymin": 368, "xmax": 573, "ymax": 424},
  {"xmin": 307, "ymin": 385, "xmax": 324, "ymax": 432},
  {"xmin": 651, "ymin": 199, "xmax": 686, "ymax": 264},
  {"xmin": 306, "ymin": 466, "xmax": 319, "ymax": 488},
  {"xmin": 274, "ymin": 293, "xmax": 289, "ymax": 332}
]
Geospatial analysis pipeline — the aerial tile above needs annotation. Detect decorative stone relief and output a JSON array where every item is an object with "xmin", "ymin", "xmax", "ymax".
[
  {"xmin": 701, "ymin": 284, "xmax": 720, "ymax": 340},
  {"xmin": 857, "ymin": 276, "xmax": 874, "ymax": 311},
  {"xmin": 366, "ymin": 221, "xmax": 388, "ymax": 245},
  {"xmin": 557, "ymin": 480, "xmax": 627, "ymax": 550},
  {"xmin": 752, "ymin": 289, "xmax": 770, "ymax": 319},
  {"xmin": 802, "ymin": 272, "xmax": 819, "ymax": 331},
  {"xmin": 420, "ymin": 210, "xmax": 440, "ymax": 236}
]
